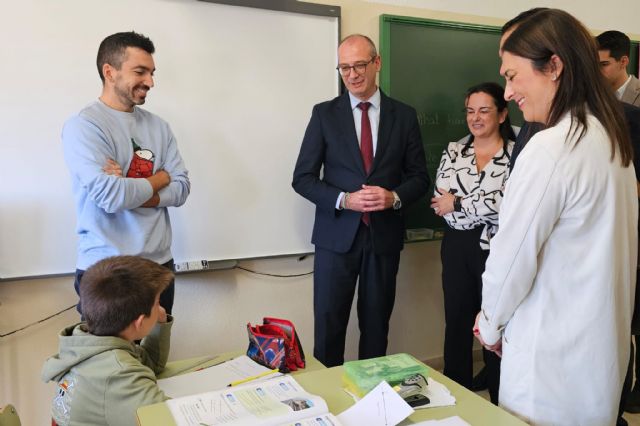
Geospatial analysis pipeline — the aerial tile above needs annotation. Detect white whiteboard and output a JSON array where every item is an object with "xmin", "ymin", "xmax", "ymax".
[{"xmin": 0, "ymin": 0, "xmax": 340, "ymax": 279}]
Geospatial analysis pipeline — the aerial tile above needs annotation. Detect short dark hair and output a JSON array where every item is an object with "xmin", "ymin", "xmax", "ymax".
[
  {"xmin": 596, "ymin": 31, "xmax": 631, "ymax": 60},
  {"xmin": 463, "ymin": 82, "xmax": 516, "ymax": 154},
  {"xmin": 501, "ymin": 8, "xmax": 549, "ymax": 34},
  {"xmin": 96, "ymin": 31, "xmax": 155, "ymax": 83},
  {"xmin": 80, "ymin": 256, "xmax": 173, "ymax": 336},
  {"xmin": 339, "ymin": 34, "xmax": 378, "ymax": 57},
  {"xmin": 503, "ymin": 9, "xmax": 632, "ymax": 166}
]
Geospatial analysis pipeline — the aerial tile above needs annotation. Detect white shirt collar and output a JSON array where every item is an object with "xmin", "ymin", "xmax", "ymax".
[
  {"xmin": 349, "ymin": 88, "xmax": 381, "ymax": 111},
  {"xmin": 616, "ymin": 75, "xmax": 632, "ymax": 100}
]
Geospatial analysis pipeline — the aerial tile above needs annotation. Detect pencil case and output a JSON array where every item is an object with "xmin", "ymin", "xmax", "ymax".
[{"xmin": 246, "ymin": 317, "xmax": 305, "ymax": 373}]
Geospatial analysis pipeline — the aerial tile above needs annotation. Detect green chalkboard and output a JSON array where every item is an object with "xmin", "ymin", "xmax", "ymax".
[{"xmin": 379, "ymin": 15, "xmax": 639, "ymax": 241}]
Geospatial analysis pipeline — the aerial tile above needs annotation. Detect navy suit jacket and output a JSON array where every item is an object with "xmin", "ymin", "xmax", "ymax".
[{"xmin": 292, "ymin": 90, "xmax": 430, "ymax": 254}]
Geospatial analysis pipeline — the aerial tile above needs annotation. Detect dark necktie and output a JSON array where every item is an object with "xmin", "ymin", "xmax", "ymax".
[
  {"xmin": 358, "ymin": 102, "xmax": 373, "ymax": 173},
  {"xmin": 358, "ymin": 102, "xmax": 373, "ymax": 225}
]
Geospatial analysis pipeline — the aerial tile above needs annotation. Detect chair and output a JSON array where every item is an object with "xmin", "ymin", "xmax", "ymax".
[{"xmin": 0, "ymin": 404, "xmax": 20, "ymax": 426}]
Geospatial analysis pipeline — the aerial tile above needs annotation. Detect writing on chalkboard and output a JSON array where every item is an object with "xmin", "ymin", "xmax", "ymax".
[
  {"xmin": 447, "ymin": 115, "xmax": 466, "ymax": 125},
  {"xmin": 416, "ymin": 112, "xmax": 440, "ymax": 126}
]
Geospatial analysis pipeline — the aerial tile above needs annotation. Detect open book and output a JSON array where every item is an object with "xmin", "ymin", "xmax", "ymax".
[
  {"xmin": 166, "ymin": 376, "xmax": 342, "ymax": 426},
  {"xmin": 158, "ymin": 355, "xmax": 280, "ymax": 398}
]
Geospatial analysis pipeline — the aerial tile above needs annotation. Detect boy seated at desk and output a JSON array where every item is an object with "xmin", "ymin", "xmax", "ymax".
[{"xmin": 42, "ymin": 255, "xmax": 174, "ymax": 426}]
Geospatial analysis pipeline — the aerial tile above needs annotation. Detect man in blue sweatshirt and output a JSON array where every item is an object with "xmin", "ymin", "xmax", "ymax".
[{"xmin": 62, "ymin": 31, "xmax": 190, "ymax": 314}]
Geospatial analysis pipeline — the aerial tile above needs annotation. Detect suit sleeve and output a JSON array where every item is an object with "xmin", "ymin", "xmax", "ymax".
[
  {"xmin": 622, "ymin": 103, "xmax": 640, "ymax": 181},
  {"xmin": 156, "ymin": 129, "xmax": 190, "ymax": 208},
  {"xmin": 479, "ymin": 143, "xmax": 566, "ymax": 345},
  {"xmin": 393, "ymin": 111, "xmax": 430, "ymax": 205},
  {"xmin": 292, "ymin": 105, "xmax": 343, "ymax": 214},
  {"xmin": 62, "ymin": 116, "xmax": 154, "ymax": 213}
]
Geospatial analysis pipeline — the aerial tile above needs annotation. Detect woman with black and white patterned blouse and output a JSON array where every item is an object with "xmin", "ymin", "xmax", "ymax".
[{"xmin": 430, "ymin": 82, "xmax": 514, "ymax": 405}]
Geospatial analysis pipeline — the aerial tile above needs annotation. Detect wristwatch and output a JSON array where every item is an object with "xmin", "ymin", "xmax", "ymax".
[
  {"xmin": 392, "ymin": 191, "xmax": 402, "ymax": 210},
  {"xmin": 453, "ymin": 196, "xmax": 462, "ymax": 212}
]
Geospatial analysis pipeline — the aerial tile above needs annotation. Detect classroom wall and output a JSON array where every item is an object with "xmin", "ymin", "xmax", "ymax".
[{"xmin": 1, "ymin": 1, "xmax": 637, "ymax": 425}]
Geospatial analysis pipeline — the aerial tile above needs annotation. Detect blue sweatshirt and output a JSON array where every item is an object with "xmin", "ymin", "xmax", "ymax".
[{"xmin": 62, "ymin": 100, "xmax": 190, "ymax": 270}]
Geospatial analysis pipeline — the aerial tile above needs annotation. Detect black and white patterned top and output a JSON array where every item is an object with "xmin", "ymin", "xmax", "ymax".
[{"xmin": 434, "ymin": 137, "xmax": 514, "ymax": 249}]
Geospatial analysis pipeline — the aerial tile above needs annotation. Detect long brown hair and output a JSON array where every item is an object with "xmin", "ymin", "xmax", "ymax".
[{"xmin": 502, "ymin": 9, "xmax": 632, "ymax": 166}]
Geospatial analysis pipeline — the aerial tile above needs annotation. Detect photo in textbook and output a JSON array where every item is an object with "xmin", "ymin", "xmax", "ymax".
[{"xmin": 166, "ymin": 376, "xmax": 342, "ymax": 426}]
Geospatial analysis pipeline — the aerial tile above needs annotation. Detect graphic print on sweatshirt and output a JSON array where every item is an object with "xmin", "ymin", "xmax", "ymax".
[{"xmin": 126, "ymin": 138, "xmax": 155, "ymax": 178}]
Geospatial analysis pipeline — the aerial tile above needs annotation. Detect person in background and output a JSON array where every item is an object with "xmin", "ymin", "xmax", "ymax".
[
  {"xmin": 597, "ymin": 31, "xmax": 640, "ymax": 107},
  {"xmin": 62, "ymin": 31, "xmax": 190, "ymax": 315},
  {"xmin": 431, "ymin": 82, "xmax": 514, "ymax": 405},
  {"xmin": 292, "ymin": 34, "xmax": 430, "ymax": 367},
  {"xmin": 597, "ymin": 29, "xmax": 640, "ymax": 420},
  {"xmin": 475, "ymin": 9, "xmax": 637, "ymax": 424},
  {"xmin": 42, "ymin": 256, "xmax": 174, "ymax": 426}
]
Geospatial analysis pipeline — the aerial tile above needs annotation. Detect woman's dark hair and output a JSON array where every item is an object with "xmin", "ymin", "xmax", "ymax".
[
  {"xmin": 501, "ymin": 8, "xmax": 549, "ymax": 34},
  {"xmin": 463, "ymin": 82, "xmax": 516, "ymax": 154},
  {"xmin": 502, "ymin": 8, "xmax": 632, "ymax": 166}
]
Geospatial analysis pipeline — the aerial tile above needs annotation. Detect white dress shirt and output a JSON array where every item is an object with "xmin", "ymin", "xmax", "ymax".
[
  {"xmin": 335, "ymin": 88, "xmax": 382, "ymax": 209},
  {"xmin": 617, "ymin": 75, "xmax": 632, "ymax": 100}
]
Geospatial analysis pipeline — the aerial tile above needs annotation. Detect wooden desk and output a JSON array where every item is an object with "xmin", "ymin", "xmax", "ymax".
[
  {"xmin": 292, "ymin": 366, "xmax": 525, "ymax": 425},
  {"xmin": 137, "ymin": 358, "xmax": 525, "ymax": 425}
]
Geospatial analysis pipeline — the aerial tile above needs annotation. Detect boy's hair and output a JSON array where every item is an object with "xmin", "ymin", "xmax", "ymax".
[
  {"xmin": 96, "ymin": 31, "xmax": 155, "ymax": 83},
  {"xmin": 80, "ymin": 256, "xmax": 173, "ymax": 336},
  {"xmin": 596, "ymin": 30, "xmax": 631, "ymax": 60}
]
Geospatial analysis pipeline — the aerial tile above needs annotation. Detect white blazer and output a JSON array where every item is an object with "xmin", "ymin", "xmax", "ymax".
[{"xmin": 479, "ymin": 113, "xmax": 638, "ymax": 425}]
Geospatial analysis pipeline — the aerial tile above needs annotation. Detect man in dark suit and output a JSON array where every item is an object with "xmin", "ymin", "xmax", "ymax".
[
  {"xmin": 292, "ymin": 34, "xmax": 429, "ymax": 367},
  {"xmin": 596, "ymin": 29, "xmax": 640, "ymax": 420}
]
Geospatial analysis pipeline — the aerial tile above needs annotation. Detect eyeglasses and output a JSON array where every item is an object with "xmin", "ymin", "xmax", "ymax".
[{"xmin": 336, "ymin": 57, "xmax": 376, "ymax": 76}]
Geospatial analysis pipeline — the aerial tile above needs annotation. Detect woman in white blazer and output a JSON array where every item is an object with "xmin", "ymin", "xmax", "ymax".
[{"xmin": 475, "ymin": 9, "xmax": 638, "ymax": 425}]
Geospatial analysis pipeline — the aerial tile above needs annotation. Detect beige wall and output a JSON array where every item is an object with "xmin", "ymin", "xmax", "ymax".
[
  {"xmin": 1, "ymin": 1, "xmax": 636, "ymax": 425},
  {"xmin": 316, "ymin": 0, "xmax": 640, "ymax": 41}
]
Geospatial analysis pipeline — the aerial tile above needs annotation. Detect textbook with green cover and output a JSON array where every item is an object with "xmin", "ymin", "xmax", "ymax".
[{"xmin": 342, "ymin": 353, "xmax": 429, "ymax": 398}]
